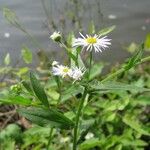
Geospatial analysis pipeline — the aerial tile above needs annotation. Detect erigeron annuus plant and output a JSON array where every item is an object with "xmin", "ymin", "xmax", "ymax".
[
  {"xmin": 2, "ymin": 27, "xmax": 150, "ymax": 150},
  {"xmin": 50, "ymin": 31, "xmax": 112, "ymax": 150}
]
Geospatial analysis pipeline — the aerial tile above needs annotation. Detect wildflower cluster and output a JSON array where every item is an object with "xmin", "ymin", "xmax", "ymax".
[
  {"xmin": 50, "ymin": 31, "xmax": 111, "ymax": 82},
  {"xmin": 49, "ymin": 31, "xmax": 111, "ymax": 149}
]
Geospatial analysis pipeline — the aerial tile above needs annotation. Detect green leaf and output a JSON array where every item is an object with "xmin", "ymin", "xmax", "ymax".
[
  {"xmin": 125, "ymin": 43, "xmax": 144, "ymax": 70},
  {"xmin": 144, "ymin": 33, "xmax": 150, "ymax": 51},
  {"xmin": 14, "ymin": 67, "xmax": 29, "ymax": 77},
  {"xmin": 126, "ymin": 42, "xmax": 138, "ymax": 53},
  {"xmin": 123, "ymin": 114, "xmax": 150, "ymax": 136},
  {"xmin": 79, "ymin": 138, "xmax": 100, "ymax": 150},
  {"xmin": 121, "ymin": 139, "xmax": 147, "ymax": 146},
  {"xmin": 90, "ymin": 81, "xmax": 150, "ymax": 92},
  {"xmin": 114, "ymin": 144, "xmax": 122, "ymax": 150},
  {"xmin": 21, "ymin": 46, "xmax": 32, "ymax": 64},
  {"xmin": 1, "ymin": 139, "xmax": 15, "ymax": 150},
  {"xmin": 103, "ymin": 112, "xmax": 116, "ymax": 122},
  {"xmin": 132, "ymin": 96, "xmax": 150, "ymax": 106},
  {"xmin": 22, "ymin": 80, "xmax": 33, "ymax": 94},
  {"xmin": 89, "ymin": 63, "xmax": 104, "ymax": 80},
  {"xmin": 23, "ymin": 125, "xmax": 51, "ymax": 136},
  {"xmin": 98, "ymin": 25, "xmax": 116, "ymax": 36},
  {"xmin": 4, "ymin": 53, "xmax": 10, "ymax": 65},
  {"xmin": 66, "ymin": 31, "xmax": 74, "ymax": 47},
  {"xmin": 0, "ymin": 95, "xmax": 32, "ymax": 106},
  {"xmin": 88, "ymin": 21, "xmax": 95, "ymax": 34},
  {"xmin": 61, "ymin": 85, "xmax": 84, "ymax": 103},
  {"xmin": 17, "ymin": 107, "xmax": 74, "ymax": 130},
  {"xmin": 0, "ymin": 124, "xmax": 21, "ymax": 142},
  {"xmin": 71, "ymin": 47, "xmax": 85, "ymax": 69},
  {"xmin": 3, "ymin": 7, "xmax": 26, "ymax": 33},
  {"xmin": 30, "ymin": 72, "xmax": 49, "ymax": 107}
]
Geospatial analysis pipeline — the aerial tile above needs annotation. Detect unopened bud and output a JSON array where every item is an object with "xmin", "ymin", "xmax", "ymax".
[
  {"xmin": 10, "ymin": 84, "xmax": 22, "ymax": 94},
  {"xmin": 52, "ymin": 61, "xmax": 59, "ymax": 66},
  {"xmin": 50, "ymin": 31, "xmax": 61, "ymax": 42}
]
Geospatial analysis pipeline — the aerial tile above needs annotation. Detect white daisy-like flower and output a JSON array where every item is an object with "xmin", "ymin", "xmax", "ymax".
[
  {"xmin": 69, "ymin": 67, "xmax": 85, "ymax": 81},
  {"xmin": 52, "ymin": 64, "xmax": 72, "ymax": 78},
  {"xmin": 73, "ymin": 33, "xmax": 111, "ymax": 53}
]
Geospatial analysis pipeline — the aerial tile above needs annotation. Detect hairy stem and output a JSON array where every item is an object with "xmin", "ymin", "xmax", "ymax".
[
  {"xmin": 101, "ymin": 56, "xmax": 150, "ymax": 83},
  {"xmin": 73, "ymin": 88, "xmax": 87, "ymax": 150},
  {"xmin": 88, "ymin": 52, "xmax": 93, "ymax": 81},
  {"xmin": 47, "ymin": 128, "xmax": 54, "ymax": 149}
]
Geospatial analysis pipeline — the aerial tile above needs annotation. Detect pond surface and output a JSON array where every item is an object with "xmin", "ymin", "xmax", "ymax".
[{"xmin": 0, "ymin": 0, "xmax": 150, "ymax": 65}]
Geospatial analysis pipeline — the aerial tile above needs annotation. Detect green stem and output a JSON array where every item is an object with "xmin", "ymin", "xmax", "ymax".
[
  {"xmin": 76, "ymin": 52, "xmax": 79, "ymax": 67},
  {"xmin": 88, "ymin": 52, "xmax": 93, "ymax": 81},
  {"xmin": 46, "ymin": 77, "xmax": 62, "ymax": 148},
  {"xmin": 101, "ymin": 56, "xmax": 150, "ymax": 83},
  {"xmin": 47, "ymin": 128, "xmax": 54, "ymax": 149},
  {"xmin": 54, "ymin": 76, "xmax": 62, "ymax": 105},
  {"xmin": 73, "ymin": 88, "xmax": 87, "ymax": 150}
]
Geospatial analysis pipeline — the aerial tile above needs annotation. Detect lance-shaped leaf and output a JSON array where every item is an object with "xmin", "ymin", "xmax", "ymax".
[
  {"xmin": 4, "ymin": 53, "xmax": 10, "ymax": 65},
  {"xmin": 22, "ymin": 80, "xmax": 33, "ymax": 94},
  {"xmin": 30, "ymin": 72, "xmax": 49, "ymax": 107},
  {"xmin": 90, "ymin": 81, "xmax": 150, "ymax": 92},
  {"xmin": 124, "ymin": 43, "xmax": 144, "ymax": 70},
  {"xmin": 3, "ymin": 7, "xmax": 26, "ymax": 33},
  {"xmin": 0, "ymin": 96, "xmax": 32, "ymax": 106},
  {"xmin": 21, "ymin": 46, "xmax": 32, "ymax": 64},
  {"xmin": 123, "ymin": 114, "xmax": 150, "ymax": 136},
  {"xmin": 18, "ymin": 107, "xmax": 74, "ymax": 130},
  {"xmin": 98, "ymin": 25, "xmax": 116, "ymax": 36}
]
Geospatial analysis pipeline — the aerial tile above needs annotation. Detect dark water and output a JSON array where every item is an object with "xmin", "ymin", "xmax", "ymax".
[{"xmin": 0, "ymin": 0, "xmax": 150, "ymax": 65}]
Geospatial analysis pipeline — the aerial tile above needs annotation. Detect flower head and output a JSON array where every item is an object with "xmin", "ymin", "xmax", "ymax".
[
  {"xmin": 52, "ymin": 64, "xmax": 72, "ymax": 78},
  {"xmin": 69, "ymin": 67, "xmax": 85, "ymax": 81},
  {"xmin": 73, "ymin": 33, "xmax": 111, "ymax": 53},
  {"xmin": 50, "ymin": 31, "xmax": 61, "ymax": 42}
]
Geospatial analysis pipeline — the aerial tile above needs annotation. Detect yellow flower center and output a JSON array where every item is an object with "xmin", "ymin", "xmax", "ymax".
[
  {"xmin": 86, "ymin": 37, "xmax": 97, "ymax": 44},
  {"xmin": 63, "ymin": 68, "xmax": 69, "ymax": 73}
]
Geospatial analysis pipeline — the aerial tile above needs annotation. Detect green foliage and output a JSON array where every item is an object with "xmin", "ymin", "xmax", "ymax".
[
  {"xmin": 98, "ymin": 25, "xmax": 116, "ymax": 36},
  {"xmin": 3, "ymin": 7, "xmax": 26, "ymax": 33},
  {"xmin": 88, "ymin": 63, "xmax": 104, "ymax": 80},
  {"xmin": 126, "ymin": 42, "xmax": 138, "ymax": 53},
  {"xmin": 0, "ymin": 124, "xmax": 22, "ymax": 142},
  {"xmin": 88, "ymin": 21, "xmax": 95, "ymax": 34},
  {"xmin": 144, "ymin": 33, "xmax": 150, "ymax": 51},
  {"xmin": 18, "ymin": 107, "xmax": 74, "ymax": 129},
  {"xmin": 21, "ymin": 46, "xmax": 32, "ymax": 64},
  {"xmin": 125, "ymin": 44, "xmax": 144, "ymax": 70},
  {"xmin": 4, "ymin": 53, "xmax": 11, "ymax": 65},
  {"xmin": 30, "ymin": 72, "xmax": 49, "ymax": 107},
  {"xmin": 0, "ymin": 95, "xmax": 32, "ymax": 106},
  {"xmin": 90, "ymin": 80, "xmax": 150, "ymax": 92},
  {"xmin": 123, "ymin": 113, "xmax": 150, "ymax": 136}
]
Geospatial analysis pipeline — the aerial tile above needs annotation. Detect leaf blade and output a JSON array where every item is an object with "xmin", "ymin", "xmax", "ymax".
[
  {"xmin": 30, "ymin": 72, "xmax": 49, "ymax": 107},
  {"xmin": 17, "ymin": 107, "xmax": 74, "ymax": 130}
]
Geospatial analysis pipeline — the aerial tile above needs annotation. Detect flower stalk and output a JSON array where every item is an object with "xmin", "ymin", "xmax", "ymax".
[
  {"xmin": 73, "ymin": 88, "xmax": 87, "ymax": 150},
  {"xmin": 88, "ymin": 52, "xmax": 93, "ymax": 81}
]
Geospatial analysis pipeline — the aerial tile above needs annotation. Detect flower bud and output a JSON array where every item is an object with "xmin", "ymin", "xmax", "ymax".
[
  {"xmin": 52, "ymin": 61, "xmax": 59, "ymax": 66},
  {"xmin": 10, "ymin": 84, "xmax": 22, "ymax": 94},
  {"xmin": 50, "ymin": 31, "xmax": 61, "ymax": 42}
]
